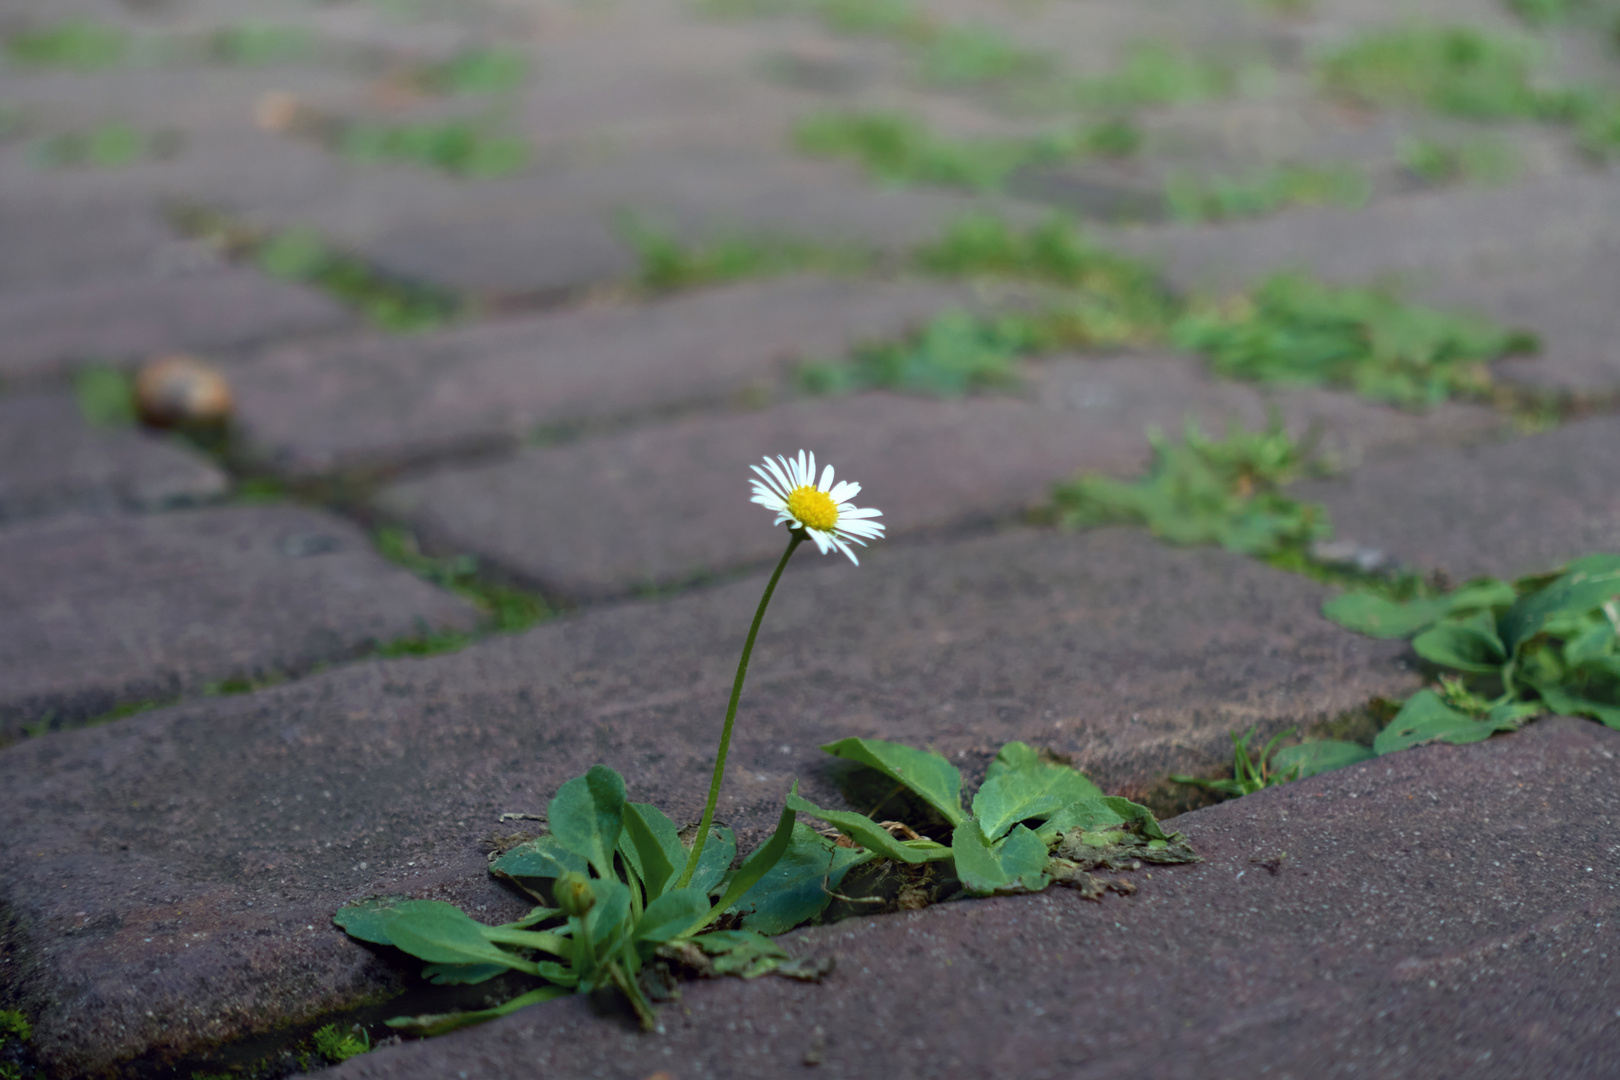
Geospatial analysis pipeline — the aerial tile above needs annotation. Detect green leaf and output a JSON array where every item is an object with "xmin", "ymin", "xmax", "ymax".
[
  {"xmin": 1269, "ymin": 740, "xmax": 1375, "ymax": 778},
  {"xmin": 385, "ymin": 908, "xmax": 539, "ymax": 973},
  {"xmin": 727, "ymin": 823, "xmax": 873, "ymax": 935},
  {"xmin": 385, "ymin": 985, "xmax": 569, "ymax": 1037},
  {"xmin": 710, "ymin": 794, "xmax": 800, "ymax": 919},
  {"xmin": 333, "ymin": 898, "xmax": 466, "ymax": 946},
  {"xmin": 689, "ymin": 826, "xmax": 737, "ymax": 896},
  {"xmin": 621, "ymin": 802, "xmax": 683, "ymax": 901},
  {"xmin": 1322, "ymin": 579, "xmax": 1516, "ymax": 640},
  {"xmin": 583, "ymin": 877, "xmax": 632, "ymax": 955},
  {"xmin": 1038, "ymin": 795, "xmax": 1171, "ymax": 842},
  {"xmin": 632, "ymin": 888, "xmax": 712, "ymax": 944},
  {"xmin": 488, "ymin": 836, "xmax": 587, "ymax": 882},
  {"xmin": 1373, "ymin": 690, "xmax": 1520, "ymax": 755},
  {"xmin": 951, "ymin": 821, "xmax": 1049, "ymax": 896},
  {"xmin": 819, "ymin": 737, "xmax": 967, "ymax": 824},
  {"xmin": 691, "ymin": 930, "xmax": 790, "ymax": 978},
  {"xmin": 419, "ymin": 962, "xmax": 508, "ymax": 985},
  {"xmin": 548, "ymin": 765, "xmax": 626, "ymax": 879},
  {"xmin": 972, "ymin": 741, "xmax": 1102, "ymax": 841},
  {"xmin": 1500, "ymin": 559, "xmax": 1620, "ymax": 652},
  {"xmin": 1413, "ymin": 611, "xmax": 1507, "ymax": 674},
  {"xmin": 785, "ymin": 791, "xmax": 950, "ymax": 863}
]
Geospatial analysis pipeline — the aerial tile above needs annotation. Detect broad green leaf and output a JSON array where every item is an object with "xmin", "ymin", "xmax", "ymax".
[
  {"xmin": 1270, "ymin": 740, "xmax": 1375, "ymax": 778},
  {"xmin": 972, "ymin": 741, "xmax": 1103, "ymax": 841},
  {"xmin": 1500, "ymin": 561, "xmax": 1620, "ymax": 651},
  {"xmin": 951, "ymin": 821, "xmax": 1049, "ymax": 896},
  {"xmin": 386, "ymin": 908, "xmax": 538, "ymax": 973},
  {"xmin": 711, "ymin": 794, "xmax": 800, "ymax": 919},
  {"xmin": 728, "ymin": 823, "xmax": 873, "ymax": 935},
  {"xmin": 583, "ymin": 877, "xmax": 632, "ymax": 955},
  {"xmin": 621, "ymin": 802, "xmax": 683, "ymax": 901},
  {"xmin": 385, "ymin": 985, "xmax": 569, "ymax": 1037},
  {"xmin": 785, "ymin": 791, "xmax": 950, "ymax": 863},
  {"xmin": 1413, "ymin": 611, "xmax": 1507, "ymax": 674},
  {"xmin": 1322, "ymin": 579, "xmax": 1516, "ymax": 640},
  {"xmin": 488, "ymin": 836, "xmax": 587, "ymax": 882},
  {"xmin": 420, "ymin": 962, "xmax": 507, "ymax": 985},
  {"xmin": 688, "ymin": 825, "xmax": 737, "ymax": 896},
  {"xmin": 1373, "ymin": 690, "xmax": 1519, "ymax": 755},
  {"xmin": 548, "ymin": 765, "xmax": 626, "ymax": 879},
  {"xmin": 819, "ymin": 737, "xmax": 967, "ymax": 825},
  {"xmin": 1033, "ymin": 797, "xmax": 1132, "ymax": 841},
  {"xmin": 632, "ymin": 888, "xmax": 712, "ymax": 944},
  {"xmin": 691, "ymin": 930, "xmax": 789, "ymax": 978},
  {"xmin": 333, "ymin": 898, "xmax": 464, "ymax": 946}
]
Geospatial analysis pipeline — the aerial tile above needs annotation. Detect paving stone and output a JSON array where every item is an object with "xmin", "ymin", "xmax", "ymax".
[
  {"xmin": 374, "ymin": 354, "xmax": 1502, "ymax": 598},
  {"xmin": 230, "ymin": 276, "xmax": 974, "ymax": 475},
  {"xmin": 0, "ymin": 504, "xmax": 481, "ymax": 737},
  {"xmin": 0, "ymin": 392, "xmax": 227, "ymax": 522},
  {"xmin": 1108, "ymin": 174, "xmax": 1620, "ymax": 394},
  {"xmin": 326, "ymin": 716, "xmax": 1620, "ymax": 1080},
  {"xmin": 1292, "ymin": 414, "xmax": 1620, "ymax": 581},
  {"xmin": 346, "ymin": 145, "xmax": 996, "ymax": 298},
  {"xmin": 0, "ymin": 267, "xmax": 353, "ymax": 381},
  {"xmin": 0, "ymin": 526, "xmax": 1414, "ymax": 1076}
]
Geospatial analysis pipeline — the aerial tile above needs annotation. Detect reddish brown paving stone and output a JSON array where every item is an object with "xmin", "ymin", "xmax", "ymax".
[
  {"xmin": 1291, "ymin": 414, "xmax": 1620, "ymax": 581},
  {"xmin": 0, "ymin": 392, "xmax": 227, "ymax": 522},
  {"xmin": 372, "ymin": 355, "xmax": 1502, "ymax": 598},
  {"xmin": 0, "ymin": 527, "xmax": 1414, "ymax": 1076},
  {"xmin": 0, "ymin": 269, "xmax": 352, "ymax": 381},
  {"xmin": 0, "ymin": 504, "xmax": 481, "ymax": 737},
  {"xmin": 321, "ymin": 717, "xmax": 1620, "ymax": 1080},
  {"xmin": 229, "ymin": 277, "xmax": 974, "ymax": 476}
]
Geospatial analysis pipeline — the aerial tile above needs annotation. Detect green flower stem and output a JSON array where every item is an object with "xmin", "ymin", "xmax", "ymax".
[{"xmin": 676, "ymin": 529, "xmax": 805, "ymax": 889}]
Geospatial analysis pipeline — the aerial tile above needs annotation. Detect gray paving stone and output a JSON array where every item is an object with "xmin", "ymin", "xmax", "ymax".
[
  {"xmin": 326, "ymin": 716, "xmax": 1620, "ymax": 1080},
  {"xmin": 1292, "ymin": 414, "xmax": 1620, "ymax": 581},
  {"xmin": 231, "ymin": 276, "xmax": 973, "ymax": 475},
  {"xmin": 1107, "ymin": 174, "xmax": 1620, "ymax": 394},
  {"xmin": 0, "ymin": 392, "xmax": 227, "ymax": 522},
  {"xmin": 374, "ymin": 354, "xmax": 1502, "ymax": 598},
  {"xmin": 0, "ymin": 526, "xmax": 1413, "ymax": 1076},
  {"xmin": 0, "ymin": 504, "xmax": 481, "ymax": 737},
  {"xmin": 0, "ymin": 267, "xmax": 352, "ymax": 381}
]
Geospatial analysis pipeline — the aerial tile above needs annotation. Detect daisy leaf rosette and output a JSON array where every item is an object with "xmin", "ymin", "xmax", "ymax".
[{"xmin": 750, "ymin": 450, "xmax": 885, "ymax": 563}]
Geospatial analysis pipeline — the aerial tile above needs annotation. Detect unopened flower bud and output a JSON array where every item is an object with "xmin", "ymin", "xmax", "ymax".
[{"xmin": 554, "ymin": 872, "xmax": 595, "ymax": 918}]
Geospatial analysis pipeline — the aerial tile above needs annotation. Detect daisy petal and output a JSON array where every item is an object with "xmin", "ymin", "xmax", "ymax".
[{"xmin": 819, "ymin": 462, "xmax": 835, "ymax": 491}]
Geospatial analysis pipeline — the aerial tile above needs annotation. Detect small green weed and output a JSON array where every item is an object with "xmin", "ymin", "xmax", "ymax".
[
  {"xmin": 31, "ymin": 124, "xmax": 178, "ymax": 169},
  {"xmin": 0, "ymin": 1010, "xmax": 30, "ymax": 1080},
  {"xmin": 1316, "ymin": 26, "xmax": 1559, "ymax": 121},
  {"xmin": 911, "ymin": 24, "xmax": 1052, "ymax": 88},
  {"xmin": 1171, "ymin": 726, "xmax": 1374, "ymax": 798},
  {"xmin": 1078, "ymin": 117, "xmax": 1143, "ymax": 157},
  {"xmin": 74, "ymin": 366, "xmax": 137, "ymax": 427},
  {"xmin": 339, "ymin": 119, "xmax": 528, "ymax": 178},
  {"xmin": 5, "ymin": 20, "xmax": 131, "ymax": 69},
  {"xmin": 423, "ymin": 48, "xmax": 529, "ymax": 95},
  {"xmin": 617, "ymin": 215, "xmax": 869, "ymax": 293},
  {"xmin": 792, "ymin": 110, "xmax": 1078, "ymax": 190},
  {"xmin": 1050, "ymin": 414, "xmax": 1331, "ymax": 558},
  {"xmin": 312, "ymin": 1023, "xmax": 370, "ymax": 1063},
  {"xmin": 206, "ymin": 25, "xmax": 317, "ymax": 66},
  {"xmin": 1501, "ymin": 0, "xmax": 1620, "ymax": 28},
  {"xmin": 799, "ymin": 310, "xmax": 1034, "ymax": 396},
  {"xmin": 1398, "ymin": 134, "xmax": 1521, "ymax": 185},
  {"xmin": 1172, "ymin": 273, "xmax": 1535, "ymax": 409},
  {"xmin": 816, "ymin": 0, "xmax": 926, "ymax": 38},
  {"xmin": 373, "ymin": 527, "xmax": 552, "ymax": 633},
  {"xmin": 252, "ymin": 226, "xmax": 463, "ymax": 332},
  {"xmin": 1325, "ymin": 555, "xmax": 1620, "ymax": 742},
  {"xmin": 1072, "ymin": 42, "xmax": 1236, "ymax": 109},
  {"xmin": 1570, "ymin": 92, "xmax": 1620, "ymax": 158},
  {"xmin": 1165, "ymin": 164, "xmax": 1371, "ymax": 222}
]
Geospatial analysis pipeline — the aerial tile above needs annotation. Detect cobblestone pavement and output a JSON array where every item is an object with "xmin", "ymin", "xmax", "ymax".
[{"xmin": 1, "ymin": 0, "xmax": 1617, "ymax": 1077}]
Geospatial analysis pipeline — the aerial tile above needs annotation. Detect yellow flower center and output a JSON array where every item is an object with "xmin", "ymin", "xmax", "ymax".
[{"xmin": 786, "ymin": 485, "xmax": 839, "ymax": 531}]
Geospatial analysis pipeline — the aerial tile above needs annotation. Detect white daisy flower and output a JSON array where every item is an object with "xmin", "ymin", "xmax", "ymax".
[{"xmin": 749, "ymin": 450, "xmax": 885, "ymax": 565}]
